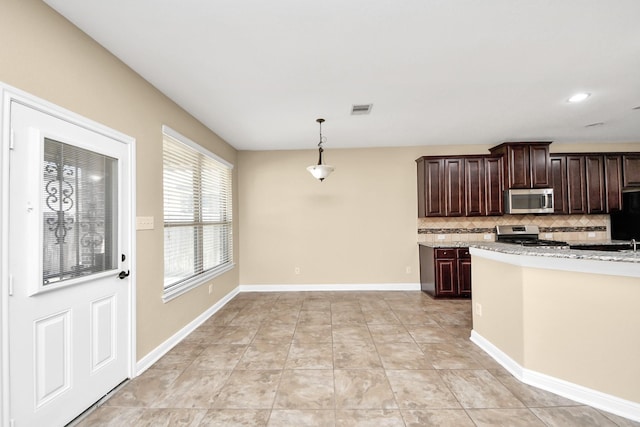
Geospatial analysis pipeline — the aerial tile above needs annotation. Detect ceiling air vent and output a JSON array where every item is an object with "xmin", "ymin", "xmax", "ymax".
[{"xmin": 351, "ymin": 104, "xmax": 373, "ymax": 115}]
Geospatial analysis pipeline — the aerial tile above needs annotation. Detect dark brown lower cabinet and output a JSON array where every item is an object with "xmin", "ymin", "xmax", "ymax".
[{"xmin": 419, "ymin": 246, "xmax": 471, "ymax": 298}]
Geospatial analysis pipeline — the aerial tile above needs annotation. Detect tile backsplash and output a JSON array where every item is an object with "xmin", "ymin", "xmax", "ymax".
[{"xmin": 417, "ymin": 214, "xmax": 609, "ymax": 244}]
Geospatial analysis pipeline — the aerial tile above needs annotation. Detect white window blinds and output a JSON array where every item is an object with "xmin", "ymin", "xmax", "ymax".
[{"xmin": 163, "ymin": 127, "xmax": 233, "ymax": 299}]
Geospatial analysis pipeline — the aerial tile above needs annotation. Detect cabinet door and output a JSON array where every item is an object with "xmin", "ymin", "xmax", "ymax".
[
  {"xmin": 585, "ymin": 155, "xmax": 606, "ymax": 214},
  {"xmin": 530, "ymin": 144, "xmax": 551, "ymax": 188},
  {"xmin": 550, "ymin": 156, "xmax": 568, "ymax": 214},
  {"xmin": 456, "ymin": 248, "xmax": 472, "ymax": 297},
  {"xmin": 444, "ymin": 158, "xmax": 465, "ymax": 216},
  {"xmin": 605, "ymin": 155, "xmax": 623, "ymax": 212},
  {"xmin": 417, "ymin": 158, "xmax": 445, "ymax": 217},
  {"xmin": 623, "ymin": 154, "xmax": 640, "ymax": 187},
  {"xmin": 464, "ymin": 158, "xmax": 484, "ymax": 216},
  {"xmin": 484, "ymin": 157, "xmax": 504, "ymax": 216},
  {"xmin": 457, "ymin": 259, "xmax": 472, "ymax": 297},
  {"xmin": 566, "ymin": 156, "xmax": 587, "ymax": 214},
  {"xmin": 435, "ymin": 259, "xmax": 457, "ymax": 297},
  {"xmin": 506, "ymin": 145, "xmax": 531, "ymax": 189}
]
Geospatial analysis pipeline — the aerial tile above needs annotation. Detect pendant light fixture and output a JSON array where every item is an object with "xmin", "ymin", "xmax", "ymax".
[{"xmin": 307, "ymin": 118, "xmax": 335, "ymax": 181}]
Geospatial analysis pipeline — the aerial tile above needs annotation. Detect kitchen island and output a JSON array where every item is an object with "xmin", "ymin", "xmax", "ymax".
[{"xmin": 469, "ymin": 242, "xmax": 640, "ymax": 422}]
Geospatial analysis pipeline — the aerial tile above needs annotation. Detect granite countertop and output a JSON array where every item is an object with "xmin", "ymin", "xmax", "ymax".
[{"xmin": 419, "ymin": 241, "xmax": 640, "ymax": 263}]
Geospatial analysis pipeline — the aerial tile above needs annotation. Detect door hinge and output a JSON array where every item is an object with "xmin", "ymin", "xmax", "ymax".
[
  {"xmin": 8, "ymin": 274, "xmax": 14, "ymax": 296},
  {"xmin": 10, "ymin": 127, "xmax": 15, "ymax": 150},
  {"xmin": 10, "ymin": 418, "xmax": 15, "ymax": 427}
]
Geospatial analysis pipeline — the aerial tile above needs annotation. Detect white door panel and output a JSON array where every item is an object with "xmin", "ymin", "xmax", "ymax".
[{"xmin": 8, "ymin": 100, "xmax": 132, "ymax": 426}]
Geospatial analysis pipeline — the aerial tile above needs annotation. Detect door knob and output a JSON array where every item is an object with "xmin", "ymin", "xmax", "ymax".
[{"xmin": 118, "ymin": 270, "xmax": 130, "ymax": 279}]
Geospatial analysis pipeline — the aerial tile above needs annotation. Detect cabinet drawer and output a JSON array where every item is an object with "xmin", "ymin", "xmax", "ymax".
[
  {"xmin": 457, "ymin": 248, "xmax": 471, "ymax": 258},
  {"xmin": 434, "ymin": 248, "xmax": 456, "ymax": 259}
]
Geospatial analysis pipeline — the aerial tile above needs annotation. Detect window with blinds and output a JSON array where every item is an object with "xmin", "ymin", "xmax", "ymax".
[{"xmin": 162, "ymin": 126, "xmax": 233, "ymax": 300}]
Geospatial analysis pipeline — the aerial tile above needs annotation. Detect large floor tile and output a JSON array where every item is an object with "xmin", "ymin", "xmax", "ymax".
[
  {"xmin": 336, "ymin": 409, "xmax": 405, "ymax": 426},
  {"xmin": 419, "ymin": 342, "xmax": 484, "ymax": 370},
  {"xmin": 333, "ymin": 341, "xmax": 383, "ymax": 369},
  {"xmin": 129, "ymin": 408, "xmax": 208, "ymax": 426},
  {"xmin": 236, "ymin": 341, "xmax": 291, "ymax": 369},
  {"xmin": 199, "ymin": 409, "xmax": 270, "ymax": 426},
  {"xmin": 75, "ymin": 406, "xmax": 146, "ymax": 426},
  {"xmin": 466, "ymin": 408, "xmax": 546, "ymax": 426},
  {"xmin": 401, "ymin": 409, "xmax": 475, "ymax": 427},
  {"xmin": 375, "ymin": 341, "xmax": 433, "ymax": 370},
  {"xmin": 104, "ymin": 369, "xmax": 182, "ymax": 407},
  {"xmin": 152, "ymin": 368, "xmax": 232, "ymax": 408},
  {"xmin": 529, "ymin": 406, "xmax": 619, "ymax": 427},
  {"xmin": 84, "ymin": 291, "xmax": 637, "ymax": 427},
  {"xmin": 334, "ymin": 369, "xmax": 397, "ymax": 409},
  {"xmin": 190, "ymin": 344, "xmax": 247, "ymax": 370},
  {"xmin": 274, "ymin": 369, "xmax": 334, "ymax": 409},
  {"xmin": 285, "ymin": 340, "xmax": 334, "ymax": 369},
  {"xmin": 438, "ymin": 369, "xmax": 525, "ymax": 409},
  {"xmin": 212, "ymin": 369, "xmax": 282, "ymax": 409},
  {"xmin": 385, "ymin": 369, "xmax": 461, "ymax": 409},
  {"xmin": 492, "ymin": 370, "xmax": 580, "ymax": 407},
  {"xmin": 268, "ymin": 409, "xmax": 336, "ymax": 427}
]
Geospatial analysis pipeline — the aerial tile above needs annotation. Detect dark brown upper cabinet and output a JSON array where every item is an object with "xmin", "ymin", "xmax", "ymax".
[
  {"xmin": 550, "ymin": 155, "xmax": 568, "ymax": 214},
  {"xmin": 623, "ymin": 154, "xmax": 640, "ymax": 187},
  {"xmin": 483, "ymin": 156, "xmax": 504, "ymax": 216},
  {"xmin": 489, "ymin": 142, "xmax": 551, "ymax": 189},
  {"xmin": 417, "ymin": 150, "xmax": 638, "ymax": 218},
  {"xmin": 566, "ymin": 155, "xmax": 587, "ymax": 214},
  {"xmin": 584, "ymin": 155, "xmax": 606, "ymax": 214},
  {"xmin": 552, "ymin": 154, "xmax": 610, "ymax": 215},
  {"xmin": 444, "ymin": 158, "xmax": 465, "ymax": 217},
  {"xmin": 417, "ymin": 155, "xmax": 504, "ymax": 218},
  {"xmin": 416, "ymin": 157, "xmax": 445, "ymax": 217},
  {"xmin": 605, "ymin": 155, "xmax": 623, "ymax": 212}
]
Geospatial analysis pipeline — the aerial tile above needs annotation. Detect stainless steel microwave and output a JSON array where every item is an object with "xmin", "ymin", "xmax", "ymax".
[{"xmin": 504, "ymin": 188, "xmax": 554, "ymax": 214}]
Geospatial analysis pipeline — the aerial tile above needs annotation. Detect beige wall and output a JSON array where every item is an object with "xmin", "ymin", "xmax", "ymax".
[
  {"xmin": 237, "ymin": 145, "xmax": 481, "ymax": 286},
  {"xmin": 0, "ymin": 0, "xmax": 239, "ymax": 360},
  {"xmin": 238, "ymin": 142, "xmax": 640, "ymax": 286},
  {"xmin": 472, "ymin": 255, "xmax": 640, "ymax": 403}
]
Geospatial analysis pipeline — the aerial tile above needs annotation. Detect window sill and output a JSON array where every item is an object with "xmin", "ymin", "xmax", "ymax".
[{"xmin": 162, "ymin": 262, "xmax": 235, "ymax": 303}]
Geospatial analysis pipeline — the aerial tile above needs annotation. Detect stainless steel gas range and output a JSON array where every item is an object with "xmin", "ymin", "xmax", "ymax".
[{"xmin": 495, "ymin": 225, "xmax": 569, "ymax": 249}]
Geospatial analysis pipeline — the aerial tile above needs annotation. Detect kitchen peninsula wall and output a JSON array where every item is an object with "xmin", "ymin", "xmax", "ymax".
[{"xmin": 417, "ymin": 214, "xmax": 609, "ymax": 244}]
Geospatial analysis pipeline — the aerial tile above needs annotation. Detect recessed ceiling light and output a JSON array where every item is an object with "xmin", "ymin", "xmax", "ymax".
[{"xmin": 568, "ymin": 93, "xmax": 590, "ymax": 103}]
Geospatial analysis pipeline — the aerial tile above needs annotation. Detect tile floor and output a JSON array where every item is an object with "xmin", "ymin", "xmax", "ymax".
[{"xmin": 76, "ymin": 291, "xmax": 639, "ymax": 426}]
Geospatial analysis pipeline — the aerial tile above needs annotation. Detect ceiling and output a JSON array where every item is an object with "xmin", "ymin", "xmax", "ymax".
[{"xmin": 43, "ymin": 0, "xmax": 640, "ymax": 151}]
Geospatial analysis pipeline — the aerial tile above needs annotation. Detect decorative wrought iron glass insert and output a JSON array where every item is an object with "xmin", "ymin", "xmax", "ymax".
[{"xmin": 42, "ymin": 138, "xmax": 118, "ymax": 285}]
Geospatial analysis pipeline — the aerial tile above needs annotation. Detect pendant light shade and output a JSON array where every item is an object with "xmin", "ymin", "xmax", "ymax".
[{"xmin": 307, "ymin": 118, "xmax": 334, "ymax": 181}]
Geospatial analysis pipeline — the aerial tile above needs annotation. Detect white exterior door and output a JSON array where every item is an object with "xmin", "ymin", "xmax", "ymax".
[{"xmin": 6, "ymin": 100, "xmax": 132, "ymax": 426}]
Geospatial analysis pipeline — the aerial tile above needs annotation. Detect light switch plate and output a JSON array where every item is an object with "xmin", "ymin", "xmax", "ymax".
[{"xmin": 136, "ymin": 216, "xmax": 154, "ymax": 230}]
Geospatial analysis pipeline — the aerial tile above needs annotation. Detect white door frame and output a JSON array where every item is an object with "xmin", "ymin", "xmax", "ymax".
[{"xmin": 0, "ymin": 82, "xmax": 137, "ymax": 427}]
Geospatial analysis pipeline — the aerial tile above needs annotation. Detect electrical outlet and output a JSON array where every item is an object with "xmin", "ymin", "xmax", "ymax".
[
  {"xmin": 483, "ymin": 234, "xmax": 492, "ymax": 240},
  {"xmin": 294, "ymin": 267, "xmax": 300, "ymax": 275},
  {"xmin": 405, "ymin": 266, "xmax": 411, "ymax": 274},
  {"xmin": 136, "ymin": 216, "xmax": 154, "ymax": 230},
  {"xmin": 208, "ymin": 284, "xmax": 213, "ymax": 294},
  {"xmin": 475, "ymin": 302, "xmax": 482, "ymax": 316},
  {"xmin": 545, "ymin": 233, "xmax": 553, "ymax": 239},
  {"xmin": 588, "ymin": 232, "xmax": 596, "ymax": 238},
  {"xmin": 437, "ymin": 234, "xmax": 446, "ymax": 240}
]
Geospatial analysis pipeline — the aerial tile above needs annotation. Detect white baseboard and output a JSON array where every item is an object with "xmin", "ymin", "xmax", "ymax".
[
  {"xmin": 239, "ymin": 283, "xmax": 421, "ymax": 292},
  {"xmin": 471, "ymin": 330, "xmax": 640, "ymax": 422},
  {"xmin": 135, "ymin": 286, "xmax": 240, "ymax": 374}
]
